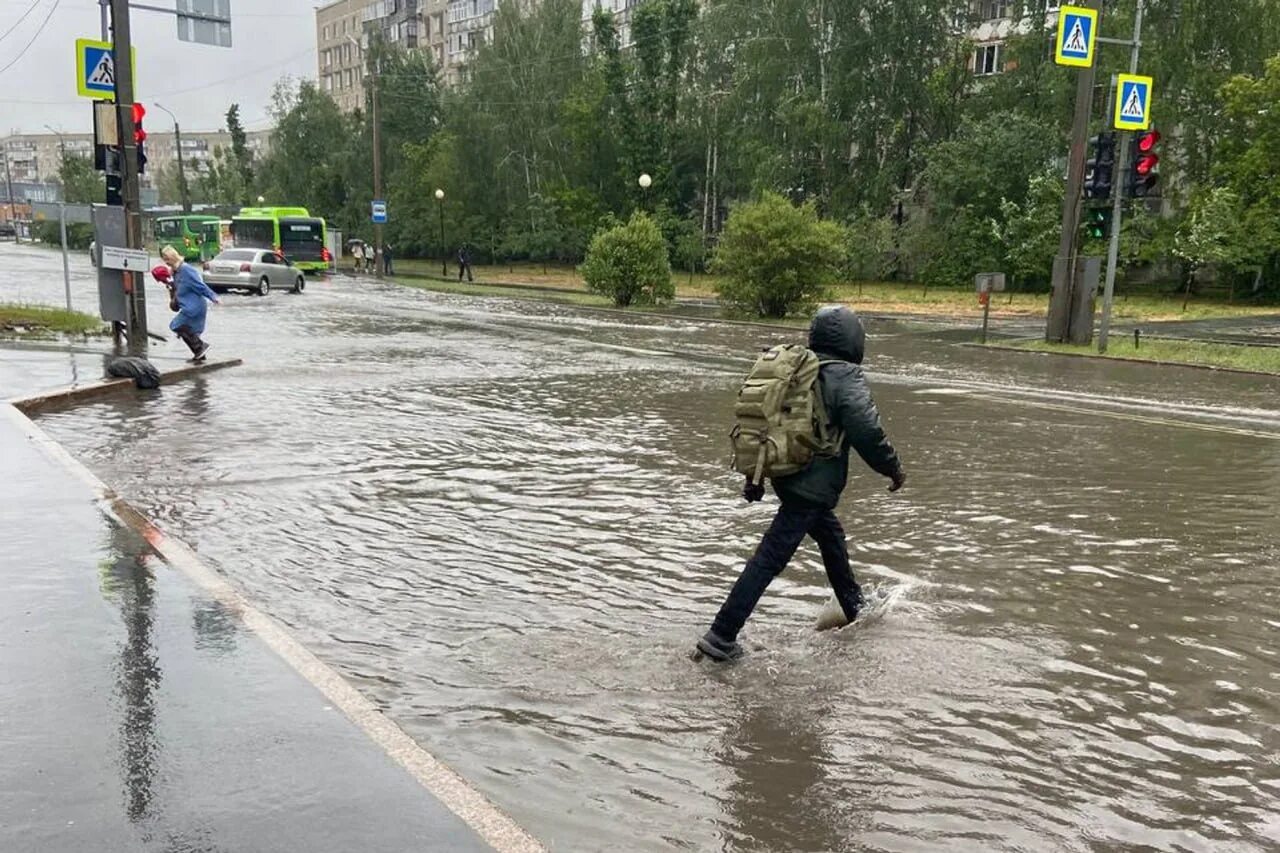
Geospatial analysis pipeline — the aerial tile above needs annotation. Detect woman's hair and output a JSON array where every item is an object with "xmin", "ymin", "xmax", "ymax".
[{"xmin": 160, "ymin": 245, "xmax": 182, "ymax": 264}]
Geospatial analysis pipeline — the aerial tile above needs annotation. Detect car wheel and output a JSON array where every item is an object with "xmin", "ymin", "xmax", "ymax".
[
  {"xmin": 293, "ymin": 275, "xmax": 305, "ymax": 294},
  {"xmin": 257, "ymin": 276, "xmax": 271, "ymax": 297}
]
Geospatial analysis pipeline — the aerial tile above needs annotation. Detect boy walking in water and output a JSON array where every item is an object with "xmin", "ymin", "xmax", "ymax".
[{"xmin": 697, "ymin": 306, "xmax": 906, "ymax": 662}]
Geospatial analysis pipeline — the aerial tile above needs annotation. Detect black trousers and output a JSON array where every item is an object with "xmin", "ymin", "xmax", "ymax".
[
  {"xmin": 710, "ymin": 504, "xmax": 863, "ymax": 641},
  {"xmin": 173, "ymin": 324, "xmax": 203, "ymax": 356},
  {"xmin": 458, "ymin": 263, "xmax": 473, "ymax": 282}
]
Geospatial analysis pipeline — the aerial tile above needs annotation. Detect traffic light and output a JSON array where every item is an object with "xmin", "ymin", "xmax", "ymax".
[
  {"xmin": 1084, "ymin": 206, "xmax": 1111, "ymax": 240},
  {"xmin": 106, "ymin": 172, "xmax": 123, "ymax": 206},
  {"xmin": 1084, "ymin": 132, "xmax": 1116, "ymax": 200},
  {"xmin": 1126, "ymin": 129, "xmax": 1160, "ymax": 198},
  {"xmin": 132, "ymin": 102, "xmax": 148, "ymax": 174}
]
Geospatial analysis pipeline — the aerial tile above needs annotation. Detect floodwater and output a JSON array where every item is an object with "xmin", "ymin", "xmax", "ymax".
[{"xmin": 7, "ymin": 241, "xmax": 1280, "ymax": 851}]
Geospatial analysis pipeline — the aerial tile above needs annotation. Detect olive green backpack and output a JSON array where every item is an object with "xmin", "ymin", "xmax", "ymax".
[{"xmin": 730, "ymin": 344, "xmax": 843, "ymax": 486}]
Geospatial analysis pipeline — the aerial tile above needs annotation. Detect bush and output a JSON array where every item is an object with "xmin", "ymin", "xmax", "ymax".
[
  {"xmin": 712, "ymin": 192, "xmax": 848, "ymax": 318},
  {"xmin": 580, "ymin": 212, "xmax": 674, "ymax": 307},
  {"xmin": 34, "ymin": 221, "xmax": 94, "ymax": 250}
]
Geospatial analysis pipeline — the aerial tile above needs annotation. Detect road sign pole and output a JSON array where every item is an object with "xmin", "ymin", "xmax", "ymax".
[
  {"xmin": 1047, "ymin": 2, "xmax": 1100, "ymax": 343},
  {"xmin": 1098, "ymin": 0, "xmax": 1145, "ymax": 354},
  {"xmin": 371, "ymin": 53, "xmax": 384, "ymax": 280},
  {"xmin": 59, "ymin": 204, "xmax": 73, "ymax": 312},
  {"xmin": 110, "ymin": 0, "xmax": 148, "ymax": 355}
]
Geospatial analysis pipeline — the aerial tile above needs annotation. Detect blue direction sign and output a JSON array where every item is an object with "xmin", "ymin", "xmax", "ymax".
[
  {"xmin": 1055, "ymin": 6, "xmax": 1098, "ymax": 68},
  {"xmin": 371, "ymin": 200, "xmax": 388, "ymax": 224},
  {"xmin": 1114, "ymin": 74, "xmax": 1154, "ymax": 131}
]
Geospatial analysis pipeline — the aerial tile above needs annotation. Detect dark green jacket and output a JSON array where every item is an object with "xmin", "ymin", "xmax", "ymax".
[{"xmin": 773, "ymin": 307, "xmax": 902, "ymax": 509}]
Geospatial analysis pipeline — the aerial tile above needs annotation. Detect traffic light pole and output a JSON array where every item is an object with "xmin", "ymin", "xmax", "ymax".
[
  {"xmin": 1046, "ymin": 0, "xmax": 1100, "ymax": 344},
  {"xmin": 110, "ymin": 0, "xmax": 148, "ymax": 355},
  {"xmin": 1098, "ymin": 0, "xmax": 1145, "ymax": 354}
]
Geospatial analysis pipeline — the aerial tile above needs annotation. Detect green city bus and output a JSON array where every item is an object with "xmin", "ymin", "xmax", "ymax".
[
  {"xmin": 155, "ymin": 214, "xmax": 221, "ymax": 262},
  {"xmin": 230, "ymin": 206, "xmax": 331, "ymax": 273}
]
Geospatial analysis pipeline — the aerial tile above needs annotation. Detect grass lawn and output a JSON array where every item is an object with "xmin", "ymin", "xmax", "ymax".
[
  {"xmin": 994, "ymin": 337, "xmax": 1280, "ymax": 375},
  {"xmin": 387, "ymin": 259, "xmax": 1280, "ymax": 324},
  {"xmin": 0, "ymin": 304, "xmax": 107, "ymax": 337}
]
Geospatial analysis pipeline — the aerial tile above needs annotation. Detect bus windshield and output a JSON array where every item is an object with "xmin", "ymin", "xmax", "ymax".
[{"xmin": 156, "ymin": 218, "xmax": 185, "ymax": 238}]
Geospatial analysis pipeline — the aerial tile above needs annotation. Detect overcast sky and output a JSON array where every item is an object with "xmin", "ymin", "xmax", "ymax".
[{"xmin": 1, "ymin": 0, "xmax": 320, "ymax": 136}]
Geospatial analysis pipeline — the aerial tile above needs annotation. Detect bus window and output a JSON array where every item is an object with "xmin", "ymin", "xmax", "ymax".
[
  {"xmin": 156, "ymin": 218, "xmax": 185, "ymax": 239},
  {"xmin": 231, "ymin": 219, "xmax": 275, "ymax": 249}
]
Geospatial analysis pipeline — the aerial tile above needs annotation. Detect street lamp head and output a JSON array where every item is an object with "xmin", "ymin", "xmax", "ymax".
[
  {"xmin": 257, "ymin": 195, "xmax": 265, "ymax": 204},
  {"xmin": 638, "ymin": 173, "xmax": 652, "ymax": 189},
  {"xmin": 434, "ymin": 188, "xmax": 445, "ymax": 200}
]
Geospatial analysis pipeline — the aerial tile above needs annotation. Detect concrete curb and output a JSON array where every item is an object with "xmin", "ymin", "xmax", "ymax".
[
  {"xmin": 9, "ymin": 358, "xmax": 243, "ymax": 415},
  {"xmin": 4, "ymin": 390, "xmax": 545, "ymax": 852},
  {"xmin": 966, "ymin": 341, "xmax": 1280, "ymax": 380}
]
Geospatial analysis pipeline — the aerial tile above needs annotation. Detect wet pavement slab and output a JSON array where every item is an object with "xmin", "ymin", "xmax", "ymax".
[{"xmin": 0, "ymin": 408, "xmax": 494, "ymax": 852}]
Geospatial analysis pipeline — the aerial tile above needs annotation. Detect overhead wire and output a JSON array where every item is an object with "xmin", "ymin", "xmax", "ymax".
[
  {"xmin": 0, "ymin": 0, "xmax": 59, "ymax": 76},
  {"xmin": 0, "ymin": 0, "xmax": 42, "ymax": 45}
]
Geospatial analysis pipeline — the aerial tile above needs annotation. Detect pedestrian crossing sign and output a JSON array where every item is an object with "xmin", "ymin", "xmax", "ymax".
[
  {"xmin": 1114, "ymin": 74, "xmax": 1153, "ymax": 131},
  {"xmin": 1055, "ymin": 6, "xmax": 1098, "ymax": 68},
  {"xmin": 75, "ymin": 38, "xmax": 137, "ymax": 100}
]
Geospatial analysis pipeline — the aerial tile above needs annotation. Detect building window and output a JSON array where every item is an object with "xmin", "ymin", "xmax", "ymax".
[
  {"xmin": 973, "ymin": 43, "xmax": 1003, "ymax": 76},
  {"xmin": 983, "ymin": 1, "xmax": 1010, "ymax": 19}
]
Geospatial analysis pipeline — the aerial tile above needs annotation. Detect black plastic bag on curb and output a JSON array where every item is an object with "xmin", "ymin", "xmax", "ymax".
[{"xmin": 107, "ymin": 356, "xmax": 162, "ymax": 390}]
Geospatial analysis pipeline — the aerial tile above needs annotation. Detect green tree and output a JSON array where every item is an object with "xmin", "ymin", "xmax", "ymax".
[
  {"xmin": 581, "ymin": 211, "xmax": 674, "ymax": 306},
  {"xmin": 1175, "ymin": 186, "xmax": 1250, "ymax": 306},
  {"xmin": 225, "ymin": 104, "xmax": 255, "ymax": 204},
  {"xmin": 997, "ymin": 169, "xmax": 1064, "ymax": 290},
  {"xmin": 713, "ymin": 192, "xmax": 848, "ymax": 318},
  {"xmin": 58, "ymin": 153, "xmax": 103, "ymax": 204}
]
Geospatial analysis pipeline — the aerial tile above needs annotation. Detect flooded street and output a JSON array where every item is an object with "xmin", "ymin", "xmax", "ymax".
[{"xmin": 6, "ymin": 242, "xmax": 1280, "ymax": 851}]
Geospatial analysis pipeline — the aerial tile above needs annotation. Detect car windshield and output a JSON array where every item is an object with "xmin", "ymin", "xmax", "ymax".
[{"xmin": 215, "ymin": 250, "xmax": 258, "ymax": 262}]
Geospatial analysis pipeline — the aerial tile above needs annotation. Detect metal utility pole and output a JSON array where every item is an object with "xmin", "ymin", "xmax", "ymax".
[
  {"xmin": 350, "ymin": 36, "xmax": 383, "ymax": 279},
  {"xmin": 371, "ymin": 55, "xmax": 384, "ymax": 280},
  {"xmin": 3, "ymin": 145, "xmax": 16, "ymax": 234},
  {"xmin": 1098, "ymin": 0, "xmax": 1145, "ymax": 353},
  {"xmin": 155, "ymin": 103, "xmax": 190, "ymax": 213},
  {"xmin": 110, "ymin": 0, "xmax": 148, "ymax": 354},
  {"xmin": 1046, "ymin": 0, "xmax": 1100, "ymax": 344}
]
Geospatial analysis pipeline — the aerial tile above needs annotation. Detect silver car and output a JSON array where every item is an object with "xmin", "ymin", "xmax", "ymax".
[{"xmin": 202, "ymin": 248, "xmax": 307, "ymax": 297}]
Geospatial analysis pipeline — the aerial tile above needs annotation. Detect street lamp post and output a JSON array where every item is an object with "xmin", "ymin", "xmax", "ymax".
[
  {"xmin": 435, "ymin": 188, "xmax": 447, "ymax": 278},
  {"xmin": 153, "ymin": 102, "xmax": 190, "ymax": 213},
  {"xmin": 44, "ymin": 126, "xmax": 73, "ymax": 312}
]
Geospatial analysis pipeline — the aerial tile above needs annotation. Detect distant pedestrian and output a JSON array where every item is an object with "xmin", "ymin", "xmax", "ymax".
[
  {"xmin": 457, "ymin": 244, "xmax": 473, "ymax": 282},
  {"xmin": 160, "ymin": 245, "xmax": 220, "ymax": 363},
  {"xmin": 383, "ymin": 243, "xmax": 394, "ymax": 275},
  {"xmin": 352, "ymin": 241, "xmax": 365, "ymax": 274},
  {"xmin": 695, "ymin": 306, "xmax": 906, "ymax": 662}
]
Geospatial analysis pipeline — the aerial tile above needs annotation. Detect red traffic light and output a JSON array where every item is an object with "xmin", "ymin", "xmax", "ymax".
[
  {"xmin": 132, "ymin": 102, "xmax": 147, "ymax": 143},
  {"xmin": 1136, "ymin": 130, "xmax": 1161, "ymax": 153},
  {"xmin": 1135, "ymin": 154, "xmax": 1159, "ymax": 176}
]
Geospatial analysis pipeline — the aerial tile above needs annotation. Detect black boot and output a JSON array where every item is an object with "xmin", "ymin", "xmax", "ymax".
[{"xmin": 694, "ymin": 630, "xmax": 744, "ymax": 662}]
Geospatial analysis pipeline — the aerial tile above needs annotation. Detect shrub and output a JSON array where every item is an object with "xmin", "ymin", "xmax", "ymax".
[
  {"xmin": 712, "ymin": 193, "xmax": 848, "ymax": 318},
  {"xmin": 580, "ymin": 211, "xmax": 674, "ymax": 307}
]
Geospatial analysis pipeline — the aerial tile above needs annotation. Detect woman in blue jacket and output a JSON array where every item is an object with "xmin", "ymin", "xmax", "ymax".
[{"xmin": 161, "ymin": 245, "xmax": 221, "ymax": 362}]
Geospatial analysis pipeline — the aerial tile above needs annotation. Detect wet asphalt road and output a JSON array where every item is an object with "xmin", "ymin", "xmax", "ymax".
[{"xmin": 5, "ymin": 240, "xmax": 1280, "ymax": 851}]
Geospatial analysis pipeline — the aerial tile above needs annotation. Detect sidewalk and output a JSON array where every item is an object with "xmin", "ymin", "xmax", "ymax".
[{"xmin": 0, "ymin": 384, "xmax": 538, "ymax": 851}]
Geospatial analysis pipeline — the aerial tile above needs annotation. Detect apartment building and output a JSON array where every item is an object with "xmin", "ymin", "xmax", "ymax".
[
  {"xmin": 968, "ymin": 1, "xmax": 1062, "ymax": 77},
  {"xmin": 2, "ymin": 130, "xmax": 270, "ymax": 192},
  {"xmin": 317, "ymin": 0, "xmax": 370, "ymax": 113}
]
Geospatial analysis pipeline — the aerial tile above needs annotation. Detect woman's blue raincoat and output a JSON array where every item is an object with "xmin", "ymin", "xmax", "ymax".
[{"xmin": 169, "ymin": 263, "xmax": 219, "ymax": 335}]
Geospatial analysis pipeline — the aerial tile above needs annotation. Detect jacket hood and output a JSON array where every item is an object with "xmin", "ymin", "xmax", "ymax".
[{"xmin": 808, "ymin": 306, "xmax": 866, "ymax": 364}]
